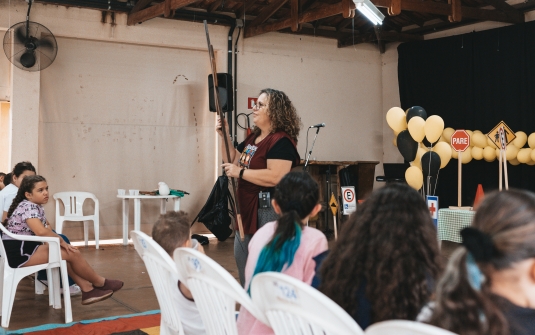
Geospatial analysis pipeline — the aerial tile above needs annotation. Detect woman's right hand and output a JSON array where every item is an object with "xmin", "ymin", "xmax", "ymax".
[{"xmin": 216, "ymin": 117, "xmax": 229, "ymax": 137}]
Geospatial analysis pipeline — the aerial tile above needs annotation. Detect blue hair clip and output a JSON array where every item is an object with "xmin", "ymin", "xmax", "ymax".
[{"xmin": 466, "ymin": 252, "xmax": 483, "ymax": 291}]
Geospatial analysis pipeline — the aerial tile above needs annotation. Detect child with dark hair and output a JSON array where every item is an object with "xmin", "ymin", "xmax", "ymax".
[
  {"xmin": 236, "ymin": 171, "xmax": 327, "ymax": 335},
  {"xmin": 316, "ymin": 183, "xmax": 441, "ymax": 330},
  {"xmin": 0, "ymin": 172, "xmax": 6, "ymax": 190},
  {"xmin": 3, "ymin": 173, "xmax": 11, "ymax": 187},
  {"xmin": 152, "ymin": 211, "xmax": 206, "ymax": 335},
  {"xmin": 2, "ymin": 175, "xmax": 123, "ymax": 305},
  {"xmin": 428, "ymin": 189, "xmax": 535, "ymax": 335},
  {"xmin": 0, "ymin": 161, "xmax": 36, "ymax": 222}
]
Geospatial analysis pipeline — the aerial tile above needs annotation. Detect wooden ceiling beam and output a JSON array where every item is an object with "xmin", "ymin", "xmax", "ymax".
[
  {"xmin": 127, "ymin": 0, "xmax": 200, "ymax": 24},
  {"xmin": 372, "ymin": 0, "xmax": 524, "ymax": 23},
  {"xmin": 480, "ymin": 0, "xmax": 523, "ymax": 22},
  {"xmin": 208, "ymin": 0, "xmax": 224, "ymax": 12},
  {"xmin": 400, "ymin": 11, "xmax": 425, "ymax": 27},
  {"xmin": 130, "ymin": 0, "xmax": 154, "ymax": 14},
  {"xmin": 245, "ymin": 1, "xmax": 349, "ymax": 37},
  {"xmin": 337, "ymin": 29, "xmax": 422, "ymax": 47},
  {"xmin": 249, "ymin": 0, "xmax": 289, "ymax": 26}
]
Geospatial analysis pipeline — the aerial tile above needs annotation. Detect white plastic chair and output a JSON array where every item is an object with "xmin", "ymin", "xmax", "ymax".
[
  {"xmin": 131, "ymin": 231, "xmax": 185, "ymax": 335},
  {"xmin": 54, "ymin": 192, "xmax": 99, "ymax": 249},
  {"xmin": 250, "ymin": 272, "xmax": 365, "ymax": 335},
  {"xmin": 0, "ymin": 224, "xmax": 72, "ymax": 327},
  {"xmin": 365, "ymin": 320, "xmax": 458, "ymax": 335},
  {"xmin": 174, "ymin": 248, "xmax": 268, "ymax": 335}
]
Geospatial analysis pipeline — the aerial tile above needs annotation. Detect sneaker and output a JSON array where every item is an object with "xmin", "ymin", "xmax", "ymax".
[
  {"xmin": 81, "ymin": 288, "xmax": 113, "ymax": 305},
  {"xmin": 69, "ymin": 284, "xmax": 82, "ymax": 296},
  {"xmin": 94, "ymin": 279, "xmax": 124, "ymax": 292}
]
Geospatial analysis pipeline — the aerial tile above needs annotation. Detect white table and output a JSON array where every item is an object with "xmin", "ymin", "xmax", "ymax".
[{"xmin": 117, "ymin": 195, "xmax": 181, "ymax": 245}]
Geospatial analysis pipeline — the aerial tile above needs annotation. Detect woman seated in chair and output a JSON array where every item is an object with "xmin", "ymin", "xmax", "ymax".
[
  {"xmin": 237, "ymin": 171, "xmax": 328, "ymax": 335},
  {"xmin": 2, "ymin": 175, "xmax": 123, "ymax": 305},
  {"xmin": 315, "ymin": 183, "xmax": 442, "ymax": 330}
]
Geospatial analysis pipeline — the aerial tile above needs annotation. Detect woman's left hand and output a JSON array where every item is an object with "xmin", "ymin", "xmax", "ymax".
[{"xmin": 221, "ymin": 163, "xmax": 241, "ymax": 179}]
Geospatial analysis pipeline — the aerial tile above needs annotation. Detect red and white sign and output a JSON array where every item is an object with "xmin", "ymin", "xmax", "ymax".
[
  {"xmin": 247, "ymin": 97, "xmax": 258, "ymax": 110},
  {"xmin": 341, "ymin": 186, "xmax": 356, "ymax": 215},
  {"xmin": 451, "ymin": 130, "xmax": 470, "ymax": 152}
]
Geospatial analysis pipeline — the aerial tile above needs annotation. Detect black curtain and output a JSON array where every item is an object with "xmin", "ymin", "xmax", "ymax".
[{"xmin": 398, "ymin": 21, "xmax": 535, "ymax": 207}]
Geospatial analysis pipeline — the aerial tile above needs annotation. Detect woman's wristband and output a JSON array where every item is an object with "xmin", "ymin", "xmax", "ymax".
[{"xmin": 239, "ymin": 168, "xmax": 245, "ymax": 179}]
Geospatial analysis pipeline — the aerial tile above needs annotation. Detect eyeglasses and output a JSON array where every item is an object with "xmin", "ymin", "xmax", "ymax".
[{"xmin": 253, "ymin": 102, "xmax": 268, "ymax": 110}]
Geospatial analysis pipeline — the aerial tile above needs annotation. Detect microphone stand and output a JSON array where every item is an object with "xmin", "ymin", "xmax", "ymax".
[{"xmin": 303, "ymin": 127, "xmax": 322, "ymax": 172}]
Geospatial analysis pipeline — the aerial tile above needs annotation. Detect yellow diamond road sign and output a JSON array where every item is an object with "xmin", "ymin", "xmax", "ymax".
[
  {"xmin": 487, "ymin": 121, "xmax": 516, "ymax": 149},
  {"xmin": 329, "ymin": 193, "xmax": 338, "ymax": 216}
]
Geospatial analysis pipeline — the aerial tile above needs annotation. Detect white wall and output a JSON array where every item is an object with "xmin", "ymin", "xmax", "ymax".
[{"xmin": 1, "ymin": 2, "xmax": 384, "ymax": 240}]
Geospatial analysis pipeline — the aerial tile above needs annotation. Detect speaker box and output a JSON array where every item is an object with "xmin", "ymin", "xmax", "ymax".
[{"xmin": 208, "ymin": 73, "xmax": 233, "ymax": 112}]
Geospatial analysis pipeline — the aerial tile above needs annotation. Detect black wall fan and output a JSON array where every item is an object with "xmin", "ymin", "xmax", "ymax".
[{"xmin": 3, "ymin": 0, "xmax": 58, "ymax": 72}]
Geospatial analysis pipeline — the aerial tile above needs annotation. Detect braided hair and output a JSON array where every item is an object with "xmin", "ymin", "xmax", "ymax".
[
  {"xmin": 250, "ymin": 171, "xmax": 319, "ymax": 288},
  {"xmin": 3, "ymin": 175, "xmax": 46, "ymax": 226}
]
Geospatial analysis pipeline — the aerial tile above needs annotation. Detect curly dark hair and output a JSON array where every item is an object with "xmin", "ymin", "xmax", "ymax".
[
  {"xmin": 429, "ymin": 189, "xmax": 535, "ymax": 335},
  {"xmin": 3, "ymin": 175, "xmax": 47, "ymax": 226},
  {"xmin": 319, "ymin": 183, "xmax": 442, "ymax": 325},
  {"xmin": 253, "ymin": 88, "xmax": 301, "ymax": 143}
]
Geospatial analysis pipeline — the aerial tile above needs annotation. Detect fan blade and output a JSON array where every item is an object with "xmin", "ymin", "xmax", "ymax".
[
  {"xmin": 37, "ymin": 36, "xmax": 55, "ymax": 51},
  {"xmin": 14, "ymin": 25, "xmax": 26, "ymax": 44},
  {"xmin": 20, "ymin": 51, "xmax": 36, "ymax": 68}
]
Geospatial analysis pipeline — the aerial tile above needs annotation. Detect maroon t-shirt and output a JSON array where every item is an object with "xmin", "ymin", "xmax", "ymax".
[{"xmin": 237, "ymin": 131, "xmax": 299, "ymax": 234}]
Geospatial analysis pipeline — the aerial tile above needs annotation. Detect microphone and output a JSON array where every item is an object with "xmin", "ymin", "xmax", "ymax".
[{"xmin": 309, "ymin": 123, "xmax": 326, "ymax": 128}]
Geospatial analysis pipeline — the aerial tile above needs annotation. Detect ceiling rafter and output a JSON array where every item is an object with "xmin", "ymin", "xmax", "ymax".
[
  {"xmin": 128, "ymin": 0, "xmax": 201, "ymax": 24},
  {"xmin": 372, "ymin": 0, "xmax": 524, "ymax": 24},
  {"xmin": 249, "ymin": 0, "xmax": 289, "ymax": 26}
]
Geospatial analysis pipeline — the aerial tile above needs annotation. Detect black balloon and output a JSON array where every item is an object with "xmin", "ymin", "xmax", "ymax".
[
  {"xmin": 406, "ymin": 106, "xmax": 428, "ymax": 123},
  {"xmin": 421, "ymin": 151, "xmax": 441, "ymax": 177},
  {"xmin": 397, "ymin": 130, "xmax": 418, "ymax": 162}
]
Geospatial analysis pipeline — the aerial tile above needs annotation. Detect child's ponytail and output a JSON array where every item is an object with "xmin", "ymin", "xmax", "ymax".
[{"xmin": 249, "ymin": 172, "xmax": 319, "ymax": 289}]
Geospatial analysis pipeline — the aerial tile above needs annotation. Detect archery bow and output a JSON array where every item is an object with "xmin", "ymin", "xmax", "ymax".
[{"xmin": 204, "ymin": 21, "xmax": 245, "ymax": 241}]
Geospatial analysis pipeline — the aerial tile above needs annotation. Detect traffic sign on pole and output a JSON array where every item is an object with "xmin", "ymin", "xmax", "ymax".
[{"xmin": 451, "ymin": 130, "xmax": 470, "ymax": 152}]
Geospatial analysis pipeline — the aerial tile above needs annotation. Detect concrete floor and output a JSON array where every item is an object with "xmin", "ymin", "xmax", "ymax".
[{"xmin": 3, "ymin": 237, "xmax": 238, "ymax": 331}]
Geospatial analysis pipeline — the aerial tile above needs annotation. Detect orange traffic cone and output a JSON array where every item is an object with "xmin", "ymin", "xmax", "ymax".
[{"xmin": 473, "ymin": 184, "xmax": 485, "ymax": 209}]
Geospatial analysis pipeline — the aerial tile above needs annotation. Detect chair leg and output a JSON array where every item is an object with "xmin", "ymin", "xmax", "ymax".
[
  {"xmin": 51, "ymin": 268, "xmax": 61, "ymax": 309},
  {"xmin": 2, "ymin": 272, "xmax": 21, "ymax": 328},
  {"xmin": 47, "ymin": 268, "xmax": 55, "ymax": 307},
  {"xmin": 84, "ymin": 221, "xmax": 89, "ymax": 248},
  {"xmin": 35, "ymin": 275, "xmax": 46, "ymax": 295},
  {"xmin": 94, "ymin": 218, "xmax": 99, "ymax": 250},
  {"xmin": 60, "ymin": 261, "xmax": 73, "ymax": 323}
]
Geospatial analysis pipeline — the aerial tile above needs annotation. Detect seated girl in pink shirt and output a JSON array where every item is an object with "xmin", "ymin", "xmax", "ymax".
[
  {"xmin": 2, "ymin": 175, "xmax": 123, "ymax": 305},
  {"xmin": 237, "ymin": 171, "xmax": 328, "ymax": 335}
]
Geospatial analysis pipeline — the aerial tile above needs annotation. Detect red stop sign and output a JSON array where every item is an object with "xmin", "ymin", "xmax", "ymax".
[{"xmin": 451, "ymin": 130, "xmax": 470, "ymax": 152}]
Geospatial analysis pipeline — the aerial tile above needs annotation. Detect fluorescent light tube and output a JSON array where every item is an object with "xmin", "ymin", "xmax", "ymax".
[{"xmin": 353, "ymin": 0, "xmax": 385, "ymax": 25}]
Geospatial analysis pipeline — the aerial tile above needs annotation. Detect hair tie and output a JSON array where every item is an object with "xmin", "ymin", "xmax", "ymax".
[
  {"xmin": 465, "ymin": 252, "xmax": 484, "ymax": 291},
  {"xmin": 460, "ymin": 227, "xmax": 499, "ymax": 262}
]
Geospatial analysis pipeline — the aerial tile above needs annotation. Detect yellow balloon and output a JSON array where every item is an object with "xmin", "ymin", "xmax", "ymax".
[
  {"xmin": 442, "ymin": 128, "xmax": 455, "ymax": 142},
  {"xmin": 392, "ymin": 136, "xmax": 397, "ymax": 147},
  {"xmin": 410, "ymin": 161, "xmax": 422, "ymax": 170},
  {"xmin": 386, "ymin": 107, "xmax": 407, "ymax": 133},
  {"xmin": 473, "ymin": 130, "xmax": 482, "ymax": 134},
  {"xmin": 506, "ymin": 145, "xmax": 519, "ymax": 161},
  {"xmin": 432, "ymin": 142, "xmax": 452, "ymax": 168},
  {"xmin": 513, "ymin": 131, "xmax": 527, "ymax": 148},
  {"xmin": 472, "ymin": 133, "xmax": 487, "ymax": 148},
  {"xmin": 420, "ymin": 143, "xmax": 430, "ymax": 151},
  {"xmin": 408, "ymin": 117, "xmax": 426, "ymax": 143},
  {"xmin": 509, "ymin": 158, "xmax": 521, "ymax": 166},
  {"xmin": 460, "ymin": 147, "xmax": 472, "ymax": 164},
  {"xmin": 528, "ymin": 159, "xmax": 535, "ymax": 166},
  {"xmin": 530, "ymin": 148, "xmax": 535, "ymax": 162},
  {"xmin": 517, "ymin": 148, "xmax": 532, "ymax": 164},
  {"xmin": 452, "ymin": 149, "xmax": 458, "ymax": 159},
  {"xmin": 424, "ymin": 115, "xmax": 445, "ymax": 143},
  {"xmin": 466, "ymin": 130, "xmax": 475, "ymax": 147},
  {"xmin": 472, "ymin": 147, "xmax": 484, "ymax": 160},
  {"xmin": 483, "ymin": 146, "xmax": 497, "ymax": 162},
  {"xmin": 405, "ymin": 166, "xmax": 423, "ymax": 190},
  {"xmin": 528, "ymin": 133, "xmax": 535, "ymax": 149}
]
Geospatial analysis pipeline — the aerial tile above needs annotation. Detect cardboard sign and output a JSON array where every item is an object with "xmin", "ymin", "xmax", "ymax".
[
  {"xmin": 487, "ymin": 121, "xmax": 515, "ymax": 149},
  {"xmin": 341, "ymin": 186, "xmax": 357, "ymax": 215},
  {"xmin": 426, "ymin": 195, "xmax": 439, "ymax": 227}
]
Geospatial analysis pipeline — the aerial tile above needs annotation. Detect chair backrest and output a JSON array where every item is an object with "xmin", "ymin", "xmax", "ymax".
[
  {"xmin": 365, "ymin": 320, "xmax": 458, "ymax": 335},
  {"xmin": 250, "ymin": 272, "xmax": 365, "ymax": 335},
  {"xmin": 174, "ymin": 248, "xmax": 268, "ymax": 335},
  {"xmin": 53, "ymin": 192, "xmax": 98, "ymax": 217},
  {"xmin": 131, "ymin": 231, "xmax": 185, "ymax": 335}
]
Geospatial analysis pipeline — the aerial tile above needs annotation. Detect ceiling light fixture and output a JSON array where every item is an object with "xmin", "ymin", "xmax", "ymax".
[{"xmin": 353, "ymin": 0, "xmax": 385, "ymax": 25}]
